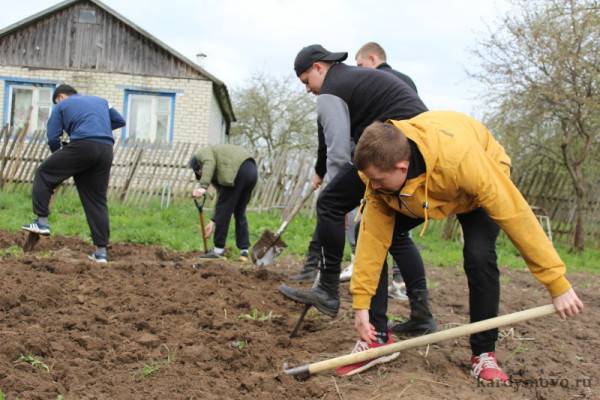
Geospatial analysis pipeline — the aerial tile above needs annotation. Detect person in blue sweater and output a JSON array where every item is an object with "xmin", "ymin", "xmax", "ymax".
[{"xmin": 22, "ymin": 84, "xmax": 125, "ymax": 263}]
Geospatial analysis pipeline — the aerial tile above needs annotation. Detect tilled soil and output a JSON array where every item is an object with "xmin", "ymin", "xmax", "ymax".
[{"xmin": 0, "ymin": 230, "xmax": 598, "ymax": 399}]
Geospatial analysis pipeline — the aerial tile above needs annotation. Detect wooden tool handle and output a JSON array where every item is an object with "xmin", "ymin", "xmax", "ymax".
[
  {"xmin": 199, "ymin": 212, "xmax": 209, "ymax": 254},
  {"xmin": 275, "ymin": 188, "xmax": 316, "ymax": 237},
  {"xmin": 285, "ymin": 304, "xmax": 556, "ymax": 377}
]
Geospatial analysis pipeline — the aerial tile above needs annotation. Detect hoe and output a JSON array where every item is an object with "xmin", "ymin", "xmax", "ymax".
[{"xmin": 284, "ymin": 304, "xmax": 557, "ymax": 379}]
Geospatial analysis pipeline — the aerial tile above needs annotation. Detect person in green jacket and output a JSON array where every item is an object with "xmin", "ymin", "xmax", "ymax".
[{"xmin": 189, "ymin": 144, "xmax": 258, "ymax": 261}]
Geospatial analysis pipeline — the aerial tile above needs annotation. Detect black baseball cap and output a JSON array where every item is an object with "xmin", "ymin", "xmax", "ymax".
[{"xmin": 294, "ymin": 44, "xmax": 348, "ymax": 76}]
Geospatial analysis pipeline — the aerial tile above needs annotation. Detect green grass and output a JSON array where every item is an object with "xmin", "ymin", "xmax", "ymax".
[
  {"xmin": 237, "ymin": 308, "xmax": 278, "ymax": 322},
  {"xmin": 0, "ymin": 245, "xmax": 23, "ymax": 257},
  {"xmin": 0, "ymin": 186, "xmax": 598, "ymax": 273},
  {"xmin": 230, "ymin": 340, "xmax": 247, "ymax": 351},
  {"xmin": 0, "ymin": 389, "xmax": 5, "ymax": 400},
  {"xmin": 511, "ymin": 342, "xmax": 528, "ymax": 355},
  {"xmin": 137, "ymin": 346, "xmax": 173, "ymax": 379},
  {"xmin": 412, "ymin": 221, "xmax": 600, "ymax": 274},
  {"xmin": 139, "ymin": 362, "xmax": 162, "ymax": 378},
  {"xmin": 17, "ymin": 354, "xmax": 50, "ymax": 373}
]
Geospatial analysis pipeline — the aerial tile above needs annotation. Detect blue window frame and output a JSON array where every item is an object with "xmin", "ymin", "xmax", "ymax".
[
  {"xmin": 2, "ymin": 78, "xmax": 57, "ymax": 133},
  {"xmin": 122, "ymin": 89, "xmax": 176, "ymax": 144}
]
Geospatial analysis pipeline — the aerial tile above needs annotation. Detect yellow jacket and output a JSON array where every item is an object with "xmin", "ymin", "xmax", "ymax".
[{"xmin": 351, "ymin": 111, "xmax": 571, "ymax": 310}]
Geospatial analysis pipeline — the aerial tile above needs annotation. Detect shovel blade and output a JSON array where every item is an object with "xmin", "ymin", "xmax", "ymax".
[
  {"xmin": 251, "ymin": 229, "xmax": 287, "ymax": 266},
  {"xmin": 23, "ymin": 232, "xmax": 40, "ymax": 252}
]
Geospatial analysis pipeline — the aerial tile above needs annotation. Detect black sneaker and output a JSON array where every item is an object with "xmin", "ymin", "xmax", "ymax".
[{"xmin": 22, "ymin": 219, "xmax": 50, "ymax": 235}]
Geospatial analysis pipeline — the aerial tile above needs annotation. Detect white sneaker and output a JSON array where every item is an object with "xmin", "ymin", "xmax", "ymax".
[
  {"xmin": 340, "ymin": 259, "xmax": 354, "ymax": 282},
  {"xmin": 388, "ymin": 280, "xmax": 408, "ymax": 301}
]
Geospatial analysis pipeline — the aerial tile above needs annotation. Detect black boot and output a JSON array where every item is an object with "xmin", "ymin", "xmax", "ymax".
[
  {"xmin": 288, "ymin": 249, "xmax": 320, "ymax": 281},
  {"xmin": 279, "ymin": 272, "xmax": 340, "ymax": 317},
  {"xmin": 390, "ymin": 288, "xmax": 437, "ymax": 336}
]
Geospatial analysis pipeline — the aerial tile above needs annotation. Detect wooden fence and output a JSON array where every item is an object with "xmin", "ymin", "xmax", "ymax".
[
  {"xmin": 0, "ymin": 126, "xmax": 316, "ymax": 213},
  {"xmin": 512, "ymin": 158, "xmax": 600, "ymax": 243},
  {"xmin": 2, "ymin": 125, "xmax": 599, "ymax": 243}
]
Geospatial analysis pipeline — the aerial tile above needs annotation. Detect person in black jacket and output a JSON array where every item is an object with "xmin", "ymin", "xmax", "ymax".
[
  {"xmin": 279, "ymin": 45, "xmax": 436, "ymax": 345},
  {"xmin": 355, "ymin": 41, "xmax": 418, "ymax": 93},
  {"xmin": 346, "ymin": 41, "xmax": 421, "ymax": 302}
]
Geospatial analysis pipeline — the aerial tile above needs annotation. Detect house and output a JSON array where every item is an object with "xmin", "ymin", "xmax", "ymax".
[{"xmin": 0, "ymin": 0, "xmax": 235, "ymax": 145}]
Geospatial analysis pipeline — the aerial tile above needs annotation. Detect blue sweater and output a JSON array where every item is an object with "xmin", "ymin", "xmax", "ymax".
[{"xmin": 46, "ymin": 94, "xmax": 126, "ymax": 152}]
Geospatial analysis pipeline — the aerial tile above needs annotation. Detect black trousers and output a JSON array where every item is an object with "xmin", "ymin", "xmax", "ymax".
[
  {"xmin": 370, "ymin": 207, "xmax": 500, "ymax": 355},
  {"xmin": 314, "ymin": 162, "xmax": 425, "ymax": 301},
  {"xmin": 32, "ymin": 140, "xmax": 113, "ymax": 247},
  {"xmin": 213, "ymin": 159, "xmax": 258, "ymax": 249},
  {"xmin": 369, "ymin": 216, "xmax": 427, "ymax": 334}
]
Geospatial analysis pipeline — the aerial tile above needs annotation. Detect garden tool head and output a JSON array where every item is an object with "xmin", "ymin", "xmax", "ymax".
[
  {"xmin": 251, "ymin": 229, "xmax": 287, "ymax": 267},
  {"xmin": 22, "ymin": 232, "xmax": 41, "ymax": 252}
]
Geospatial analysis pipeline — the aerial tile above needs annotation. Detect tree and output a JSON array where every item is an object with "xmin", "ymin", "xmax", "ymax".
[
  {"xmin": 229, "ymin": 73, "xmax": 316, "ymax": 159},
  {"xmin": 471, "ymin": 0, "xmax": 600, "ymax": 250}
]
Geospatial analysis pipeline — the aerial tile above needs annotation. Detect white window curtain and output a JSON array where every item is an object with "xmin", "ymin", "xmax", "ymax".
[
  {"xmin": 8, "ymin": 84, "xmax": 53, "ymax": 133},
  {"xmin": 126, "ymin": 93, "xmax": 172, "ymax": 143}
]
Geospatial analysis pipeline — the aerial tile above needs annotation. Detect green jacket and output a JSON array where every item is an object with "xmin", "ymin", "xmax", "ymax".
[{"xmin": 194, "ymin": 144, "xmax": 254, "ymax": 189}]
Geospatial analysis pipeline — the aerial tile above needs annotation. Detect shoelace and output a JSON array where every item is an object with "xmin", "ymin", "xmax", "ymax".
[
  {"xmin": 472, "ymin": 353, "xmax": 499, "ymax": 376},
  {"xmin": 351, "ymin": 340, "xmax": 371, "ymax": 354}
]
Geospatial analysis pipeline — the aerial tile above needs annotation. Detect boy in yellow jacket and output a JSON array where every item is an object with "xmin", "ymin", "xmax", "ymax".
[{"xmin": 338, "ymin": 111, "xmax": 583, "ymax": 382}]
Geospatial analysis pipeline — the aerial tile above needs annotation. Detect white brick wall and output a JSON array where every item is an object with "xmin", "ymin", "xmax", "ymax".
[{"xmin": 0, "ymin": 66, "xmax": 219, "ymax": 145}]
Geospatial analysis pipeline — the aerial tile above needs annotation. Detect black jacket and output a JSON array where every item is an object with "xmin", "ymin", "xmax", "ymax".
[
  {"xmin": 377, "ymin": 62, "xmax": 418, "ymax": 93},
  {"xmin": 314, "ymin": 63, "xmax": 427, "ymax": 178}
]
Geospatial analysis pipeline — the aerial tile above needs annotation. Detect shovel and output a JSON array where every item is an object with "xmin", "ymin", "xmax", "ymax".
[
  {"xmin": 193, "ymin": 196, "xmax": 209, "ymax": 254},
  {"xmin": 284, "ymin": 304, "xmax": 556, "ymax": 379},
  {"xmin": 23, "ymin": 192, "xmax": 57, "ymax": 253},
  {"xmin": 23, "ymin": 231, "xmax": 41, "ymax": 252},
  {"xmin": 251, "ymin": 188, "xmax": 315, "ymax": 267}
]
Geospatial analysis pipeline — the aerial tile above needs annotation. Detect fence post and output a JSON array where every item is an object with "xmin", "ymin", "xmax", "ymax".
[{"xmin": 120, "ymin": 146, "xmax": 144, "ymax": 202}]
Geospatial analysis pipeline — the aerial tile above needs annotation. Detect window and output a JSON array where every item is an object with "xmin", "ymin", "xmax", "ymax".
[
  {"xmin": 5, "ymin": 82, "xmax": 54, "ymax": 133},
  {"xmin": 78, "ymin": 9, "xmax": 97, "ymax": 24},
  {"xmin": 124, "ymin": 91, "xmax": 174, "ymax": 144}
]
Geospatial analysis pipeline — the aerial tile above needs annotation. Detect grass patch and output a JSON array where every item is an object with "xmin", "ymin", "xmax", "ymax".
[
  {"xmin": 137, "ymin": 346, "xmax": 173, "ymax": 379},
  {"xmin": 426, "ymin": 279, "xmax": 439, "ymax": 290},
  {"xmin": 17, "ymin": 354, "xmax": 50, "ymax": 372},
  {"xmin": 139, "ymin": 362, "xmax": 163, "ymax": 378},
  {"xmin": 412, "ymin": 221, "xmax": 600, "ymax": 274},
  {"xmin": 387, "ymin": 314, "xmax": 406, "ymax": 323},
  {"xmin": 230, "ymin": 340, "xmax": 247, "ymax": 351},
  {"xmin": 0, "ymin": 245, "xmax": 23, "ymax": 258},
  {"xmin": 511, "ymin": 343, "xmax": 528, "ymax": 355},
  {"xmin": 0, "ymin": 187, "xmax": 598, "ymax": 273},
  {"xmin": 237, "ymin": 308, "xmax": 277, "ymax": 322}
]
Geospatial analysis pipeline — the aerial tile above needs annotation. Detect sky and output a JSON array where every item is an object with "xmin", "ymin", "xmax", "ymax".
[{"xmin": 0, "ymin": 0, "xmax": 512, "ymax": 116}]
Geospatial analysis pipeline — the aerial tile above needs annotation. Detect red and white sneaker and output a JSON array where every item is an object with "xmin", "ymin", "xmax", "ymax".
[
  {"xmin": 471, "ymin": 352, "xmax": 509, "ymax": 383},
  {"xmin": 335, "ymin": 335, "xmax": 399, "ymax": 376}
]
